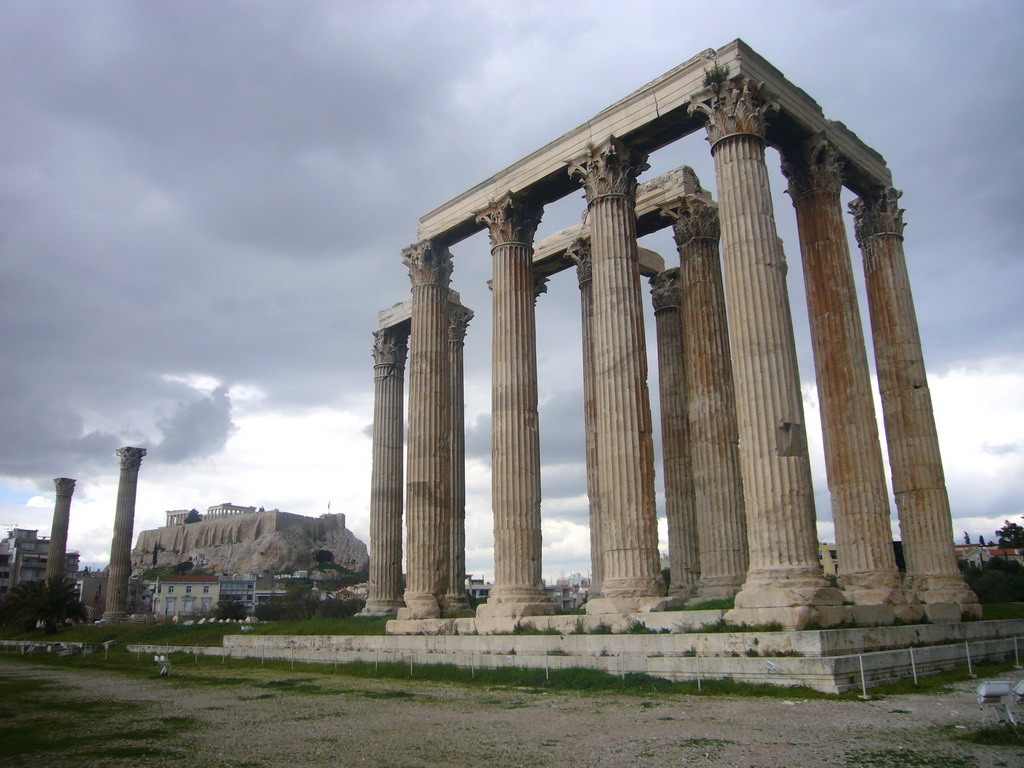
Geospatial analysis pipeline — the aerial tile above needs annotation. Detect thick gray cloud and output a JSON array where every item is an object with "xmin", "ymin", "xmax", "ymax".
[{"xmin": 2, "ymin": 1, "xmax": 1022, "ymax": 561}]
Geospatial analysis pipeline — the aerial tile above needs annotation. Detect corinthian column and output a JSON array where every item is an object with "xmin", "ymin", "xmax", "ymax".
[
  {"xmin": 649, "ymin": 269, "xmax": 699, "ymax": 599},
  {"xmin": 566, "ymin": 238, "xmax": 603, "ymax": 597},
  {"xmin": 398, "ymin": 240, "xmax": 453, "ymax": 620},
  {"xmin": 444, "ymin": 304, "xmax": 474, "ymax": 615},
  {"xmin": 782, "ymin": 139, "xmax": 914, "ymax": 613},
  {"xmin": 46, "ymin": 478, "xmax": 76, "ymax": 583},
  {"xmin": 569, "ymin": 136, "xmax": 671, "ymax": 614},
  {"xmin": 363, "ymin": 326, "xmax": 408, "ymax": 616},
  {"xmin": 662, "ymin": 186, "xmax": 748, "ymax": 600},
  {"xmin": 475, "ymin": 192, "xmax": 554, "ymax": 618},
  {"xmin": 690, "ymin": 81, "xmax": 843, "ymax": 628},
  {"xmin": 103, "ymin": 447, "xmax": 146, "ymax": 621},
  {"xmin": 850, "ymin": 188, "xmax": 980, "ymax": 619}
]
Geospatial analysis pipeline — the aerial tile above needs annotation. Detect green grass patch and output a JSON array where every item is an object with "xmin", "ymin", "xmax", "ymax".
[
  {"xmin": 666, "ymin": 598, "xmax": 735, "ymax": 612},
  {"xmin": 864, "ymin": 659, "xmax": 1021, "ymax": 697},
  {"xmin": 955, "ymin": 724, "xmax": 1024, "ymax": 746},
  {"xmin": 692, "ymin": 618, "xmax": 783, "ymax": 633},
  {"xmin": 981, "ymin": 602, "xmax": 1024, "ymax": 620},
  {"xmin": 843, "ymin": 747, "xmax": 973, "ymax": 767}
]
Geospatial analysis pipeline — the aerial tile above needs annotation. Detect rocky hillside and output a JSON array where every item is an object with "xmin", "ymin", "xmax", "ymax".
[{"xmin": 132, "ymin": 511, "xmax": 368, "ymax": 576}]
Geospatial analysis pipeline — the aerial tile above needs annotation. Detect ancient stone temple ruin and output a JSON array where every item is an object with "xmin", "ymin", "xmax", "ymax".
[{"xmin": 365, "ymin": 40, "xmax": 979, "ymax": 630}]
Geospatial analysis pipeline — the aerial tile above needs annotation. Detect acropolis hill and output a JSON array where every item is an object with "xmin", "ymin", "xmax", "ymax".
[{"xmin": 131, "ymin": 505, "xmax": 368, "ymax": 576}]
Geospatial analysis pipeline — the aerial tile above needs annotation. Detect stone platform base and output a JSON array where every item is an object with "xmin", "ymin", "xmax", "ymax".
[{"xmin": 126, "ymin": 619, "xmax": 1024, "ymax": 694}]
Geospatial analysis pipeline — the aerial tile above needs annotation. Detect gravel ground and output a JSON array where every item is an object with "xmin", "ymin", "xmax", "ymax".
[{"xmin": 1, "ymin": 657, "xmax": 1021, "ymax": 768}]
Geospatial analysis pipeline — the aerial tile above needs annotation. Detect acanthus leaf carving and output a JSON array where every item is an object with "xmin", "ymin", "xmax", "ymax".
[
  {"xmin": 53, "ymin": 477, "xmax": 76, "ymax": 496},
  {"xmin": 781, "ymin": 136, "xmax": 845, "ymax": 200},
  {"xmin": 402, "ymin": 240, "xmax": 453, "ymax": 288},
  {"xmin": 661, "ymin": 194, "xmax": 720, "ymax": 247},
  {"xmin": 447, "ymin": 304, "xmax": 474, "ymax": 345},
  {"xmin": 688, "ymin": 78, "xmax": 778, "ymax": 148},
  {"xmin": 372, "ymin": 327, "xmax": 409, "ymax": 368},
  {"xmin": 475, "ymin": 191, "xmax": 543, "ymax": 247},
  {"xmin": 116, "ymin": 446, "xmax": 147, "ymax": 472},
  {"xmin": 567, "ymin": 136, "xmax": 650, "ymax": 203},
  {"xmin": 565, "ymin": 237, "xmax": 592, "ymax": 285},
  {"xmin": 849, "ymin": 187, "xmax": 906, "ymax": 245},
  {"xmin": 649, "ymin": 269, "xmax": 681, "ymax": 312}
]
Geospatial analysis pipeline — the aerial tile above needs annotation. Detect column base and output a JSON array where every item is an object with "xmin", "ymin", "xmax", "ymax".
[
  {"xmin": 839, "ymin": 570, "xmax": 921, "ymax": 607},
  {"xmin": 476, "ymin": 597, "xmax": 556, "ymax": 619},
  {"xmin": 667, "ymin": 583, "xmax": 697, "ymax": 601},
  {"xmin": 396, "ymin": 594, "xmax": 441, "ymax": 620},
  {"xmin": 695, "ymin": 576, "xmax": 744, "ymax": 602},
  {"xmin": 441, "ymin": 593, "xmax": 476, "ymax": 618},
  {"xmin": 100, "ymin": 612, "xmax": 127, "ymax": 623},
  {"xmin": 586, "ymin": 595, "xmax": 685, "ymax": 614},
  {"xmin": 909, "ymin": 573, "xmax": 981, "ymax": 618},
  {"xmin": 732, "ymin": 567, "xmax": 845, "ymax": 610},
  {"xmin": 360, "ymin": 599, "xmax": 404, "ymax": 617}
]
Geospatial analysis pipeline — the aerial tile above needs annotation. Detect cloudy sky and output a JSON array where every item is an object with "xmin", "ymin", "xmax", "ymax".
[{"xmin": 2, "ymin": 1, "xmax": 1022, "ymax": 582}]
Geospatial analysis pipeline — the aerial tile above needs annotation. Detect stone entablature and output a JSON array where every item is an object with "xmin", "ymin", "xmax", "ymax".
[{"xmin": 205, "ymin": 503, "xmax": 259, "ymax": 519}]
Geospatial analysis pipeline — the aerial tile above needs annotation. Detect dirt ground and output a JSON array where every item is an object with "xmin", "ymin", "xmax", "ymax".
[{"xmin": 1, "ymin": 657, "xmax": 1021, "ymax": 768}]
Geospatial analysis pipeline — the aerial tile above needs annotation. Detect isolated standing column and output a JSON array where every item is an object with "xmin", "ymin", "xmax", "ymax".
[
  {"xmin": 662, "ymin": 188, "xmax": 748, "ymax": 599},
  {"xmin": 475, "ymin": 192, "xmax": 553, "ymax": 617},
  {"xmin": 398, "ymin": 240, "xmax": 453, "ymax": 620},
  {"xmin": 569, "ymin": 136, "xmax": 669, "ymax": 613},
  {"xmin": 444, "ymin": 304, "xmax": 474, "ymax": 614},
  {"xmin": 566, "ymin": 238, "xmax": 604, "ymax": 597},
  {"xmin": 850, "ymin": 188, "xmax": 980, "ymax": 618},
  {"xmin": 649, "ymin": 269, "xmax": 700, "ymax": 599},
  {"xmin": 363, "ymin": 326, "xmax": 408, "ymax": 616},
  {"xmin": 690, "ymin": 80, "xmax": 842, "ymax": 626},
  {"xmin": 782, "ymin": 139, "xmax": 912, "ymax": 610},
  {"xmin": 45, "ymin": 478, "xmax": 76, "ymax": 583},
  {"xmin": 103, "ymin": 447, "xmax": 146, "ymax": 621}
]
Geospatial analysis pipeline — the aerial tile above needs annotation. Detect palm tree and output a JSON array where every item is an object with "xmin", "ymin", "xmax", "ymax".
[{"xmin": 0, "ymin": 578, "xmax": 88, "ymax": 634}]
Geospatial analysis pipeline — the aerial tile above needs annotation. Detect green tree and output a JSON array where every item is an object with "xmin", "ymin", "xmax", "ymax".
[
  {"xmin": 995, "ymin": 519, "xmax": 1024, "ymax": 548},
  {"xmin": 184, "ymin": 509, "xmax": 202, "ymax": 524},
  {"xmin": 0, "ymin": 578, "xmax": 87, "ymax": 634},
  {"xmin": 214, "ymin": 598, "xmax": 247, "ymax": 620}
]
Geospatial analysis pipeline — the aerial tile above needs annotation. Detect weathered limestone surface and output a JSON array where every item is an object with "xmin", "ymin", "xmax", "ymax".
[
  {"xmin": 662, "ymin": 177, "xmax": 748, "ymax": 600},
  {"xmin": 476, "ymin": 193, "xmax": 553, "ymax": 618},
  {"xmin": 45, "ymin": 478, "xmax": 76, "ymax": 583},
  {"xmin": 133, "ymin": 511, "xmax": 368, "ymax": 576},
  {"xmin": 691, "ymin": 81, "xmax": 843, "ymax": 627},
  {"xmin": 783, "ymin": 139, "xmax": 915, "ymax": 613},
  {"xmin": 398, "ymin": 241, "xmax": 453, "ymax": 620},
  {"xmin": 444, "ymin": 305, "xmax": 474, "ymax": 615},
  {"xmin": 850, "ymin": 189, "xmax": 980, "ymax": 618},
  {"xmin": 568, "ymin": 137, "xmax": 670, "ymax": 614},
  {"xmin": 104, "ymin": 447, "xmax": 145, "ymax": 621},
  {"xmin": 363, "ymin": 326, "xmax": 409, "ymax": 615},
  {"xmin": 566, "ymin": 238, "xmax": 603, "ymax": 597},
  {"xmin": 649, "ymin": 269, "xmax": 699, "ymax": 599}
]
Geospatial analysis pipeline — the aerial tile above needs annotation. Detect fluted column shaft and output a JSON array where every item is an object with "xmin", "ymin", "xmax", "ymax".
[
  {"xmin": 691, "ymin": 82, "xmax": 841, "ymax": 620},
  {"xmin": 784, "ymin": 143, "xmax": 909, "ymax": 607},
  {"xmin": 567, "ymin": 239, "xmax": 603, "ymax": 596},
  {"xmin": 475, "ymin": 193, "xmax": 552, "ymax": 617},
  {"xmin": 104, "ymin": 447, "xmax": 146, "ymax": 620},
  {"xmin": 364, "ymin": 327, "xmax": 408, "ymax": 615},
  {"xmin": 664, "ymin": 192, "xmax": 748, "ymax": 599},
  {"xmin": 46, "ymin": 478, "xmax": 76, "ymax": 583},
  {"xmin": 569, "ymin": 137, "xmax": 667, "ymax": 612},
  {"xmin": 850, "ymin": 189, "xmax": 979, "ymax": 616},
  {"xmin": 444, "ymin": 305, "xmax": 473, "ymax": 613},
  {"xmin": 398, "ymin": 241, "xmax": 453, "ymax": 620},
  {"xmin": 650, "ymin": 270, "xmax": 699, "ymax": 599}
]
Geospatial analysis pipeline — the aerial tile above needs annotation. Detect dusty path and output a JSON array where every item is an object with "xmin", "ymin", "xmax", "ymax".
[{"xmin": 0, "ymin": 657, "xmax": 1019, "ymax": 768}]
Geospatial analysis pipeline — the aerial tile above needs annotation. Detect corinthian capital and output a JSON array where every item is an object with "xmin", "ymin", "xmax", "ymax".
[
  {"xmin": 53, "ymin": 477, "xmax": 76, "ymax": 496},
  {"xmin": 475, "ymin": 192, "xmax": 543, "ymax": 248},
  {"xmin": 402, "ymin": 240, "xmax": 453, "ymax": 288},
  {"xmin": 372, "ymin": 327, "xmax": 409, "ymax": 367},
  {"xmin": 661, "ymin": 195, "xmax": 720, "ymax": 247},
  {"xmin": 849, "ymin": 187, "xmax": 906, "ymax": 246},
  {"xmin": 568, "ymin": 136, "xmax": 650, "ymax": 203},
  {"xmin": 781, "ymin": 136, "xmax": 845, "ymax": 200},
  {"xmin": 448, "ymin": 304, "xmax": 474, "ymax": 345},
  {"xmin": 116, "ymin": 446, "xmax": 147, "ymax": 471},
  {"xmin": 649, "ymin": 269, "xmax": 681, "ymax": 312},
  {"xmin": 565, "ymin": 237, "xmax": 592, "ymax": 286},
  {"xmin": 688, "ymin": 78, "xmax": 777, "ymax": 148},
  {"xmin": 532, "ymin": 275, "xmax": 549, "ymax": 303}
]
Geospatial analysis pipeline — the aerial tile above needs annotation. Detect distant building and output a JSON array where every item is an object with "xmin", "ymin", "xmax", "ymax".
[
  {"xmin": 0, "ymin": 528, "xmax": 79, "ymax": 595},
  {"xmin": 151, "ymin": 574, "xmax": 220, "ymax": 617},
  {"xmin": 205, "ymin": 503, "xmax": 259, "ymax": 520},
  {"xmin": 818, "ymin": 543, "xmax": 840, "ymax": 577},
  {"xmin": 466, "ymin": 575, "xmax": 492, "ymax": 604},
  {"xmin": 955, "ymin": 544, "xmax": 1024, "ymax": 568}
]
